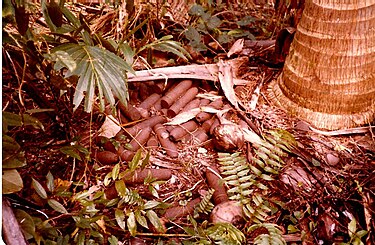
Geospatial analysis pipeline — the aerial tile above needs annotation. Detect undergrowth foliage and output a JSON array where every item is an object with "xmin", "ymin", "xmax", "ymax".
[
  {"xmin": 217, "ymin": 129, "xmax": 297, "ymax": 244},
  {"xmin": 194, "ymin": 188, "xmax": 215, "ymax": 218},
  {"xmin": 18, "ymin": 150, "xmax": 167, "ymax": 244}
]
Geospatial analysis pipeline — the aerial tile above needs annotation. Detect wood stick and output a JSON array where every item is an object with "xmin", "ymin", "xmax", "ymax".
[
  {"xmin": 2, "ymin": 199, "xmax": 28, "ymax": 245},
  {"xmin": 127, "ymin": 59, "xmax": 250, "ymax": 85}
]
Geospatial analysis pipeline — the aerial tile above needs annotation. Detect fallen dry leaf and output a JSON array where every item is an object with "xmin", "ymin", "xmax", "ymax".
[
  {"xmin": 227, "ymin": 38, "xmax": 244, "ymax": 58},
  {"xmin": 98, "ymin": 115, "xmax": 121, "ymax": 138}
]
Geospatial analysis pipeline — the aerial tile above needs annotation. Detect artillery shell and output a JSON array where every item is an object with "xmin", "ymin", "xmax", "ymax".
[{"xmin": 160, "ymin": 80, "xmax": 193, "ymax": 108}]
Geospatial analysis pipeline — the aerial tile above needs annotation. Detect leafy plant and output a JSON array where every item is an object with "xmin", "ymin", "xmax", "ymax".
[
  {"xmin": 248, "ymin": 223, "xmax": 286, "ymax": 245},
  {"xmin": 193, "ymin": 189, "xmax": 215, "ymax": 218},
  {"xmin": 184, "ymin": 4, "xmax": 258, "ymax": 52},
  {"xmin": 216, "ymin": 129, "xmax": 296, "ymax": 243},
  {"xmin": 340, "ymin": 218, "xmax": 368, "ymax": 245},
  {"xmin": 101, "ymin": 150, "xmax": 166, "ymax": 237},
  {"xmin": 183, "ymin": 216, "xmax": 245, "ymax": 245},
  {"xmin": 205, "ymin": 222, "xmax": 246, "ymax": 245},
  {"xmin": 2, "ymin": 111, "xmax": 44, "ymax": 194},
  {"xmin": 47, "ymin": 43, "xmax": 134, "ymax": 112},
  {"xmin": 217, "ymin": 152, "xmax": 273, "ymax": 223},
  {"xmin": 60, "ymin": 142, "xmax": 90, "ymax": 161},
  {"xmin": 32, "ymin": 177, "xmax": 68, "ymax": 214}
]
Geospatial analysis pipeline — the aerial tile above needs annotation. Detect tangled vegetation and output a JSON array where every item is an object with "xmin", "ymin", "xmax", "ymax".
[{"xmin": 2, "ymin": 1, "xmax": 374, "ymax": 245}]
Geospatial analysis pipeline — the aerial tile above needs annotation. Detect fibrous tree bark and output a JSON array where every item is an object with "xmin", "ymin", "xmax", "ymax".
[{"xmin": 268, "ymin": 0, "xmax": 375, "ymax": 130}]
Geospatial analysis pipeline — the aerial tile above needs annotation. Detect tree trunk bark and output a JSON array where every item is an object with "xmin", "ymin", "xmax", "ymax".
[{"xmin": 268, "ymin": 0, "xmax": 375, "ymax": 130}]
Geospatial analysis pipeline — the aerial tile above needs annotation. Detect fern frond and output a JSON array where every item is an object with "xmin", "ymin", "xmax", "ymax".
[
  {"xmin": 248, "ymin": 223, "xmax": 286, "ymax": 245},
  {"xmin": 217, "ymin": 129, "xmax": 298, "ymax": 225},
  {"xmin": 206, "ymin": 222, "xmax": 246, "ymax": 245},
  {"xmin": 118, "ymin": 188, "xmax": 144, "ymax": 206},
  {"xmin": 194, "ymin": 189, "xmax": 215, "ymax": 218}
]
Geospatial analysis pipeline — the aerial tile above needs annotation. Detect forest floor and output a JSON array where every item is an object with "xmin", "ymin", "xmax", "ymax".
[{"xmin": 2, "ymin": 1, "xmax": 374, "ymax": 245}]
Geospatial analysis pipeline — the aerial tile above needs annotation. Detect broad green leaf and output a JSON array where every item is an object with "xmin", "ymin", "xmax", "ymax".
[
  {"xmin": 144, "ymin": 200, "xmax": 162, "ymax": 210},
  {"xmin": 3, "ymin": 111, "xmax": 44, "ymax": 131},
  {"xmin": 146, "ymin": 210, "xmax": 163, "ymax": 232},
  {"xmin": 57, "ymin": 234, "xmax": 70, "ymax": 245},
  {"xmin": 75, "ymin": 144, "xmax": 90, "ymax": 155},
  {"xmin": 32, "ymin": 178, "xmax": 48, "ymax": 199},
  {"xmin": 108, "ymin": 235, "xmax": 119, "ymax": 245},
  {"xmin": 287, "ymin": 224, "xmax": 299, "ymax": 233},
  {"xmin": 188, "ymin": 4, "xmax": 205, "ymax": 16},
  {"xmin": 127, "ymin": 212, "xmax": 137, "ymax": 236},
  {"xmin": 129, "ymin": 149, "xmax": 142, "ymax": 171},
  {"xmin": 60, "ymin": 146, "xmax": 82, "ymax": 160},
  {"xmin": 207, "ymin": 16, "xmax": 221, "ymax": 30},
  {"xmin": 48, "ymin": 199, "xmax": 68, "ymax": 214},
  {"xmin": 356, "ymin": 230, "xmax": 368, "ymax": 238},
  {"xmin": 2, "ymin": 135, "xmax": 26, "ymax": 169},
  {"xmin": 348, "ymin": 218, "xmax": 357, "ymax": 236},
  {"xmin": 140, "ymin": 152, "xmax": 150, "ymax": 169},
  {"xmin": 237, "ymin": 16, "xmax": 256, "ymax": 26},
  {"xmin": 185, "ymin": 26, "xmax": 201, "ymax": 43},
  {"xmin": 115, "ymin": 180, "xmax": 126, "ymax": 197},
  {"xmin": 104, "ymin": 172, "xmax": 112, "ymax": 186},
  {"xmin": 61, "ymin": 6, "xmax": 80, "ymax": 28},
  {"xmin": 51, "ymin": 43, "xmax": 134, "ymax": 112},
  {"xmin": 135, "ymin": 210, "xmax": 148, "ymax": 229},
  {"xmin": 2, "ymin": 169, "xmax": 23, "ymax": 194},
  {"xmin": 46, "ymin": 171, "xmax": 55, "ymax": 192},
  {"xmin": 149, "ymin": 185, "xmax": 159, "ymax": 198},
  {"xmin": 115, "ymin": 209, "xmax": 126, "ymax": 230},
  {"xmin": 112, "ymin": 163, "xmax": 120, "ymax": 180},
  {"xmin": 14, "ymin": 209, "xmax": 36, "ymax": 240},
  {"xmin": 76, "ymin": 231, "xmax": 86, "ymax": 245}
]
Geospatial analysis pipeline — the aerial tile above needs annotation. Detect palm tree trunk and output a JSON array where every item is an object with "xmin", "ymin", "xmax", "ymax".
[{"xmin": 268, "ymin": 0, "xmax": 375, "ymax": 130}]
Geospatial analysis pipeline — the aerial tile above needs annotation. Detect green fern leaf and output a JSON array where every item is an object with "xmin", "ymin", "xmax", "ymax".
[{"xmin": 249, "ymin": 223, "xmax": 286, "ymax": 245}]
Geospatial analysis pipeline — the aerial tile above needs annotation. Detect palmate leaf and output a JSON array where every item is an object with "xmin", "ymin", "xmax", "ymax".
[{"xmin": 51, "ymin": 43, "xmax": 134, "ymax": 112}]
